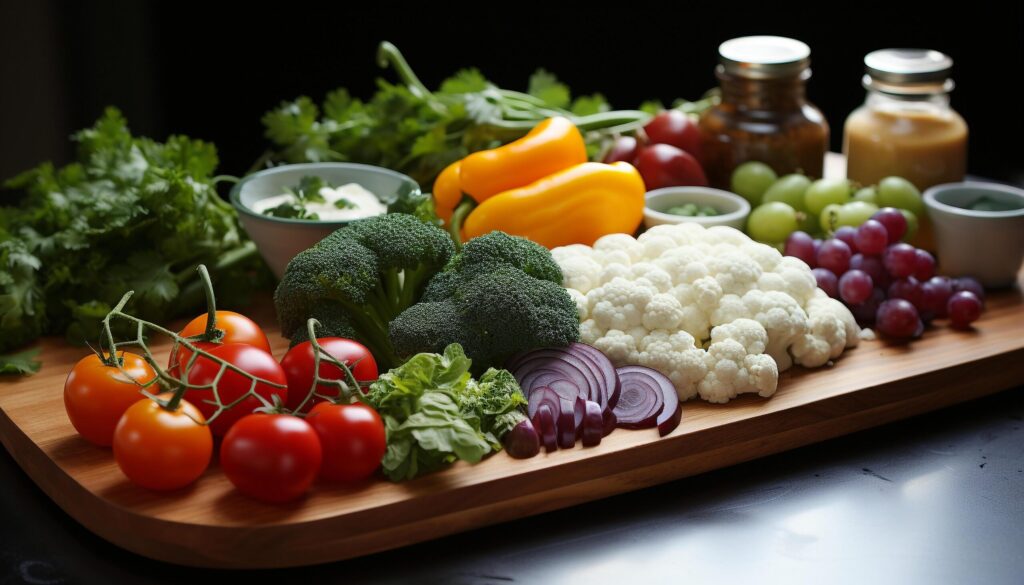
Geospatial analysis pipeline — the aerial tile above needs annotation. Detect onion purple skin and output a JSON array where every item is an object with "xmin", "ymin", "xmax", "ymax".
[
  {"xmin": 503, "ymin": 418, "xmax": 540, "ymax": 459},
  {"xmin": 532, "ymin": 404, "xmax": 558, "ymax": 453},
  {"xmin": 581, "ymin": 401, "xmax": 603, "ymax": 447}
]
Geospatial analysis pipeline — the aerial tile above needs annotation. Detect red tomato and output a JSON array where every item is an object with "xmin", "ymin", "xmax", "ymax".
[
  {"xmin": 64, "ymin": 352, "xmax": 157, "ymax": 446},
  {"xmin": 113, "ymin": 395, "xmax": 213, "ymax": 490},
  {"xmin": 185, "ymin": 344, "xmax": 287, "ymax": 436},
  {"xmin": 634, "ymin": 143, "xmax": 708, "ymax": 190},
  {"xmin": 643, "ymin": 110, "xmax": 703, "ymax": 161},
  {"xmin": 220, "ymin": 414, "xmax": 322, "ymax": 503},
  {"xmin": 306, "ymin": 402, "xmax": 386, "ymax": 482},
  {"xmin": 280, "ymin": 338, "xmax": 378, "ymax": 412},
  {"xmin": 168, "ymin": 310, "xmax": 270, "ymax": 377}
]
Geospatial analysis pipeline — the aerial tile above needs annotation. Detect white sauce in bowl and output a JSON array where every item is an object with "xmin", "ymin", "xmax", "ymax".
[{"xmin": 251, "ymin": 183, "xmax": 387, "ymax": 221}]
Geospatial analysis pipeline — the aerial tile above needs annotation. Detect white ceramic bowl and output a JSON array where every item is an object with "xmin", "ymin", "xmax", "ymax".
[
  {"xmin": 923, "ymin": 181, "xmax": 1024, "ymax": 288},
  {"xmin": 644, "ymin": 187, "xmax": 751, "ymax": 231},
  {"xmin": 230, "ymin": 163, "xmax": 420, "ymax": 278}
]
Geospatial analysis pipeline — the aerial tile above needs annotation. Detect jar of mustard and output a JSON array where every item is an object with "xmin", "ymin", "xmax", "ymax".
[
  {"xmin": 699, "ymin": 36, "xmax": 829, "ymax": 189},
  {"xmin": 844, "ymin": 49, "xmax": 967, "ymax": 191}
]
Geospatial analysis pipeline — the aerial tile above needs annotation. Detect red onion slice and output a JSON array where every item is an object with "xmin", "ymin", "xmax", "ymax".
[
  {"xmin": 613, "ymin": 366, "xmax": 668, "ymax": 429},
  {"xmin": 581, "ymin": 400, "xmax": 604, "ymax": 447},
  {"xmin": 532, "ymin": 404, "xmax": 557, "ymax": 453}
]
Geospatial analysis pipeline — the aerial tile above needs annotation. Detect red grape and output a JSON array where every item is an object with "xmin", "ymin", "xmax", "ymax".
[
  {"xmin": 784, "ymin": 231, "xmax": 816, "ymax": 266},
  {"xmin": 603, "ymin": 136, "xmax": 641, "ymax": 164},
  {"xmin": 872, "ymin": 207, "xmax": 908, "ymax": 242},
  {"xmin": 855, "ymin": 219, "xmax": 889, "ymax": 255},
  {"xmin": 876, "ymin": 299, "xmax": 923, "ymax": 339},
  {"xmin": 643, "ymin": 110, "xmax": 702, "ymax": 160},
  {"xmin": 953, "ymin": 277, "xmax": 985, "ymax": 305},
  {"xmin": 882, "ymin": 243, "xmax": 917, "ymax": 278},
  {"xmin": 634, "ymin": 144, "xmax": 708, "ymax": 190},
  {"xmin": 812, "ymin": 267, "xmax": 839, "ymax": 298},
  {"xmin": 850, "ymin": 287, "xmax": 886, "ymax": 326},
  {"xmin": 850, "ymin": 253, "xmax": 890, "ymax": 290},
  {"xmin": 817, "ymin": 239, "xmax": 852, "ymax": 275},
  {"xmin": 920, "ymin": 276, "xmax": 954, "ymax": 319},
  {"xmin": 833, "ymin": 226, "xmax": 859, "ymax": 254},
  {"xmin": 912, "ymin": 249, "xmax": 936, "ymax": 281},
  {"xmin": 888, "ymin": 277, "xmax": 922, "ymax": 308},
  {"xmin": 947, "ymin": 291, "xmax": 982, "ymax": 329},
  {"xmin": 839, "ymin": 270, "xmax": 873, "ymax": 304}
]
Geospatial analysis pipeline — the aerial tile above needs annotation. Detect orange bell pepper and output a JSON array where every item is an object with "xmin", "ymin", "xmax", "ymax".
[{"xmin": 462, "ymin": 162, "xmax": 646, "ymax": 249}]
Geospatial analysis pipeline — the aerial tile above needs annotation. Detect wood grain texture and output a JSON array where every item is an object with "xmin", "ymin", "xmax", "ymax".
[{"xmin": 1, "ymin": 279, "xmax": 1023, "ymax": 569}]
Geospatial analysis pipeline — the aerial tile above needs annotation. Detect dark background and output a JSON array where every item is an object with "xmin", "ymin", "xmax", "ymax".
[{"xmin": 1, "ymin": 1, "xmax": 1022, "ymax": 195}]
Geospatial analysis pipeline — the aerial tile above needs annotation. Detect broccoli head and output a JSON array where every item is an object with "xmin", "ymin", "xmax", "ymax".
[
  {"xmin": 274, "ymin": 213, "xmax": 455, "ymax": 368},
  {"xmin": 390, "ymin": 234, "xmax": 580, "ymax": 374}
]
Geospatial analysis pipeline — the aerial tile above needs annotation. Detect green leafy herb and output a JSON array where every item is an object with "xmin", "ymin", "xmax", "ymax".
[
  {"xmin": 256, "ymin": 42, "xmax": 665, "ymax": 194},
  {"xmin": 286, "ymin": 175, "xmax": 328, "ymax": 204},
  {"xmin": 334, "ymin": 198, "xmax": 357, "ymax": 210},
  {"xmin": 0, "ymin": 108, "xmax": 270, "ymax": 359},
  {"xmin": 365, "ymin": 343, "xmax": 528, "ymax": 481},
  {"xmin": 0, "ymin": 347, "xmax": 42, "ymax": 375},
  {"xmin": 264, "ymin": 202, "xmax": 320, "ymax": 220}
]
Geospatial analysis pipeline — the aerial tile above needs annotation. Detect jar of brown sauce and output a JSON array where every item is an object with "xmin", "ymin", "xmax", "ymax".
[
  {"xmin": 699, "ymin": 36, "xmax": 829, "ymax": 189},
  {"xmin": 844, "ymin": 49, "xmax": 967, "ymax": 190}
]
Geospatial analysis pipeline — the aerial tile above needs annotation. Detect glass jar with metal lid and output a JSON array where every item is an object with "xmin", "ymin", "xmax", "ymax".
[
  {"xmin": 698, "ymin": 36, "xmax": 829, "ymax": 189},
  {"xmin": 844, "ymin": 49, "xmax": 967, "ymax": 190}
]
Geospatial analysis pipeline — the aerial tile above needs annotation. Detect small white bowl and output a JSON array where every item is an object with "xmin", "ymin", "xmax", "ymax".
[
  {"xmin": 644, "ymin": 187, "xmax": 751, "ymax": 231},
  {"xmin": 923, "ymin": 182, "xmax": 1024, "ymax": 288}
]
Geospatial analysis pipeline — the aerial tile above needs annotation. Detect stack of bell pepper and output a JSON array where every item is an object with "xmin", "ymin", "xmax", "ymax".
[{"xmin": 433, "ymin": 117, "xmax": 646, "ymax": 249}]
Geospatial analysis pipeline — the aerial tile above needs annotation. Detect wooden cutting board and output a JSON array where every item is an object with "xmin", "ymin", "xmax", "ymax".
[{"xmin": 2, "ymin": 278, "xmax": 1023, "ymax": 569}]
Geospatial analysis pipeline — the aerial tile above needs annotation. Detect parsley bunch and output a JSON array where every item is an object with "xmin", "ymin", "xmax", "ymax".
[
  {"xmin": 258, "ymin": 42, "xmax": 653, "ymax": 187},
  {"xmin": 0, "ymin": 108, "xmax": 270, "ymax": 359}
]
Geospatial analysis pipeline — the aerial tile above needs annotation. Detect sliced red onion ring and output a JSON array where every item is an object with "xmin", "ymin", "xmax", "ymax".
[{"xmin": 581, "ymin": 400, "xmax": 604, "ymax": 447}]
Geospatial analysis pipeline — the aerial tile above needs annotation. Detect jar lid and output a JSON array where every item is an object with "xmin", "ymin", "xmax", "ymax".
[
  {"xmin": 718, "ymin": 36, "xmax": 811, "ymax": 79},
  {"xmin": 863, "ymin": 49, "xmax": 954, "ymax": 95}
]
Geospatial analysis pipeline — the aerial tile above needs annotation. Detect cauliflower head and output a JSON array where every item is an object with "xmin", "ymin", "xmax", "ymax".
[{"xmin": 553, "ymin": 224, "xmax": 859, "ymax": 404}]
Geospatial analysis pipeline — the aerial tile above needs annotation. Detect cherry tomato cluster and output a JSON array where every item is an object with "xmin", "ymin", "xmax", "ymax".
[
  {"xmin": 63, "ymin": 309, "xmax": 387, "ymax": 503},
  {"xmin": 603, "ymin": 110, "xmax": 708, "ymax": 190}
]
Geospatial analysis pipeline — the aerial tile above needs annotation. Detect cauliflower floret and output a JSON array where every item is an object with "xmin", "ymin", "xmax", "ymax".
[
  {"xmin": 587, "ymin": 277, "xmax": 656, "ymax": 331},
  {"xmin": 758, "ymin": 256, "xmax": 818, "ymax": 306},
  {"xmin": 645, "ymin": 222, "xmax": 706, "ymax": 246},
  {"xmin": 636, "ymin": 232, "xmax": 679, "ymax": 260},
  {"xmin": 707, "ymin": 251, "xmax": 762, "ymax": 296},
  {"xmin": 705, "ymin": 225, "xmax": 753, "ymax": 246},
  {"xmin": 591, "ymin": 329, "xmax": 640, "ymax": 366},
  {"xmin": 630, "ymin": 262, "xmax": 673, "ymax": 293},
  {"xmin": 579, "ymin": 318, "xmax": 604, "ymax": 345},
  {"xmin": 550, "ymin": 244, "xmax": 594, "ymax": 264},
  {"xmin": 559, "ymin": 255, "xmax": 603, "ymax": 294},
  {"xmin": 698, "ymin": 319, "xmax": 778, "ymax": 403},
  {"xmin": 710, "ymin": 290, "xmax": 809, "ymax": 371},
  {"xmin": 642, "ymin": 293, "xmax": 685, "ymax": 331},
  {"xmin": 593, "ymin": 233, "xmax": 644, "ymax": 263},
  {"xmin": 636, "ymin": 329, "xmax": 707, "ymax": 400},
  {"xmin": 599, "ymin": 262, "xmax": 631, "ymax": 285},
  {"xmin": 741, "ymin": 241, "xmax": 784, "ymax": 272},
  {"xmin": 790, "ymin": 290, "xmax": 860, "ymax": 367},
  {"xmin": 567, "ymin": 288, "xmax": 589, "ymax": 321},
  {"xmin": 656, "ymin": 247, "xmax": 710, "ymax": 284}
]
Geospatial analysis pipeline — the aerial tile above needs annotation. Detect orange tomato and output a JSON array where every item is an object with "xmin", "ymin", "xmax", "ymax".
[
  {"xmin": 64, "ymin": 352, "xmax": 157, "ymax": 447},
  {"xmin": 113, "ymin": 395, "xmax": 213, "ymax": 491},
  {"xmin": 168, "ymin": 310, "xmax": 271, "ymax": 377}
]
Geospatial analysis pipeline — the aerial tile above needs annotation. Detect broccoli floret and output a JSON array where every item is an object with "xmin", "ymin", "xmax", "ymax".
[
  {"xmin": 442, "ymin": 231, "xmax": 564, "ymax": 283},
  {"xmin": 390, "ymin": 241, "xmax": 580, "ymax": 373},
  {"xmin": 274, "ymin": 213, "xmax": 455, "ymax": 368}
]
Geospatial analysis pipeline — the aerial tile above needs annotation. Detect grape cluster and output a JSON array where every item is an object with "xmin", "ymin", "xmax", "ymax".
[{"xmin": 784, "ymin": 208, "xmax": 985, "ymax": 338}]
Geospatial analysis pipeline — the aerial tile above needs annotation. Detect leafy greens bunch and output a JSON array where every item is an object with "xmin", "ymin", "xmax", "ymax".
[
  {"xmin": 0, "ymin": 108, "xmax": 269, "ymax": 358},
  {"xmin": 258, "ymin": 42, "xmax": 652, "ymax": 188},
  {"xmin": 365, "ymin": 343, "xmax": 528, "ymax": 481}
]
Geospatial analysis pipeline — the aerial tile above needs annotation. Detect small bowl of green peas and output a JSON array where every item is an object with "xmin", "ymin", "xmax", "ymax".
[{"xmin": 643, "ymin": 186, "xmax": 751, "ymax": 230}]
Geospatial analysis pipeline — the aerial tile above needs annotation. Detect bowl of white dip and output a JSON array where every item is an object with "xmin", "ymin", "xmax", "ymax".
[{"xmin": 231, "ymin": 163, "xmax": 420, "ymax": 278}]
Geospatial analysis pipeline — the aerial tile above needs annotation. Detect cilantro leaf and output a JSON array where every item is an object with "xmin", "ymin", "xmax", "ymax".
[{"xmin": 528, "ymin": 69, "xmax": 571, "ymax": 109}]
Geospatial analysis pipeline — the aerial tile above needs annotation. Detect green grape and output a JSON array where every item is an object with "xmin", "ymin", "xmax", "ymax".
[
  {"xmin": 804, "ymin": 178, "xmax": 852, "ymax": 216},
  {"xmin": 852, "ymin": 186, "xmax": 878, "ymax": 204},
  {"xmin": 731, "ymin": 162, "xmax": 778, "ymax": 205},
  {"xmin": 762, "ymin": 174, "xmax": 811, "ymax": 211},
  {"xmin": 835, "ymin": 201, "xmax": 879, "ymax": 227},
  {"xmin": 901, "ymin": 209, "xmax": 919, "ymax": 242},
  {"xmin": 877, "ymin": 176, "xmax": 924, "ymax": 216},
  {"xmin": 748, "ymin": 202, "xmax": 799, "ymax": 243},
  {"xmin": 818, "ymin": 203, "xmax": 843, "ymax": 233}
]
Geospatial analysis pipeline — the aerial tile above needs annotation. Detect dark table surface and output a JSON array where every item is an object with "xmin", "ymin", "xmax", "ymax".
[{"xmin": 2, "ymin": 386, "xmax": 1022, "ymax": 585}]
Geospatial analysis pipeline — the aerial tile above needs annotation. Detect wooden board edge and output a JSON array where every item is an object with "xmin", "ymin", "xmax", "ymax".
[{"xmin": 3, "ymin": 347, "xmax": 1019, "ymax": 568}]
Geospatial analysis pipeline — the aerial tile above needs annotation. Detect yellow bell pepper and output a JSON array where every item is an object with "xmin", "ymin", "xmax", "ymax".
[
  {"xmin": 462, "ymin": 162, "xmax": 646, "ymax": 249},
  {"xmin": 431, "ymin": 117, "xmax": 586, "ymax": 236}
]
